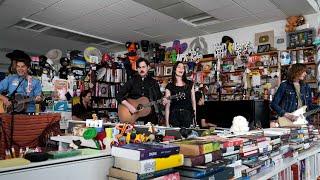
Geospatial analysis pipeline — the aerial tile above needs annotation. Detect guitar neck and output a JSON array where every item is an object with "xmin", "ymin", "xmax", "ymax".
[
  {"xmin": 303, "ymin": 107, "xmax": 320, "ymax": 117},
  {"xmin": 143, "ymin": 94, "xmax": 180, "ymax": 107}
]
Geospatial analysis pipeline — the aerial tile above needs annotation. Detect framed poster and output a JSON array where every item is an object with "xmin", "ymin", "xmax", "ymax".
[{"xmin": 255, "ymin": 30, "xmax": 274, "ymax": 47}]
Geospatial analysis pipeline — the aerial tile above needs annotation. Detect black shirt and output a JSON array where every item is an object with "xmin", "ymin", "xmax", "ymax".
[
  {"xmin": 116, "ymin": 75, "xmax": 162, "ymax": 103},
  {"xmin": 72, "ymin": 103, "xmax": 94, "ymax": 120},
  {"xmin": 166, "ymin": 80, "xmax": 193, "ymax": 112}
]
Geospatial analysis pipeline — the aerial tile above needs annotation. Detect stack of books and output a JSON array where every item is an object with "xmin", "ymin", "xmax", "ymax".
[
  {"xmin": 173, "ymin": 138, "xmax": 235, "ymax": 179},
  {"xmin": 109, "ymin": 142, "xmax": 183, "ymax": 180}
]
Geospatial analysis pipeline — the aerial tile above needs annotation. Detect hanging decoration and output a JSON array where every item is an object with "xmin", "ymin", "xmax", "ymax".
[
  {"xmin": 189, "ymin": 37, "xmax": 208, "ymax": 55},
  {"xmin": 166, "ymin": 40, "xmax": 188, "ymax": 63}
]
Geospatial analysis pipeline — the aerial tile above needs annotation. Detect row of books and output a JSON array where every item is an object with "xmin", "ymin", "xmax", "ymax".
[
  {"xmin": 107, "ymin": 126, "xmax": 320, "ymax": 179},
  {"xmin": 94, "ymin": 83, "xmax": 121, "ymax": 97},
  {"xmin": 100, "ymin": 68, "xmax": 127, "ymax": 83}
]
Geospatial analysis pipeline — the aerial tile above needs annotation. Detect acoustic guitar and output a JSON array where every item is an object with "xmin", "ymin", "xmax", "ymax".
[
  {"xmin": 5, "ymin": 94, "xmax": 39, "ymax": 113},
  {"xmin": 118, "ymin": 92, "xmax": 185, "ymax": 123},
  {"xmin": 278, "ymin": 105, "xmax": 320, "ymax": 127}
]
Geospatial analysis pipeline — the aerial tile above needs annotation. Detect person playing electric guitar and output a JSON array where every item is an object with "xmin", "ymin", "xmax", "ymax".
[
  {"xmin": 270, "ymin": 63, "xmax": 318, "ymax": 127},
  {"xmin": 116, "ymin": 58, "xmax": 167, "ymax": 125},
  {"xmin": 0, "ymin": 50, "xmax": 42, "ymax": 114}
]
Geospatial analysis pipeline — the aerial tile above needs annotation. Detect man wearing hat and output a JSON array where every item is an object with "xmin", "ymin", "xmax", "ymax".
[{"xmin": 0, "ymin": 50, "xmax": 42, "ymax": 113}]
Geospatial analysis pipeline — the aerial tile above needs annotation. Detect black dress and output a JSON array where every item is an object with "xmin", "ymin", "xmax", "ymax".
[{"xmin": 166, "ymin": 81, "xmax": 194, "ymax": 127}]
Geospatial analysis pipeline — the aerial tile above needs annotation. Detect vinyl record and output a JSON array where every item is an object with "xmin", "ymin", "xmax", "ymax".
[
  {"xmin": 96, "ymin": 67, "xmax": 106, "ymax": 80},
  {"xmin": 84, "ymin": 47, "xmax": 102, "ymax": 64}
]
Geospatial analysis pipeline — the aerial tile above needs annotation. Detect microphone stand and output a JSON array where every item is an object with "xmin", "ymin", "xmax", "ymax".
[{"xmin": 9, "ymin": 77, "xmax": 25, "ymax": 151}]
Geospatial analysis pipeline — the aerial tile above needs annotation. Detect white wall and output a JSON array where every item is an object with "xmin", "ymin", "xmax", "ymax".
[{"xmin": 162, "ymin": 13, "xmax": 320, "ymax": 53}]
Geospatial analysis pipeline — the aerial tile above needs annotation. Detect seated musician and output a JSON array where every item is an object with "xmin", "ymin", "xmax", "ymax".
[
  {"xmin": 116, "ymin": 58, "xmax": 164, "ymax": 125},
  {"xmin": 195, "ymin": 91, "xmax": 216, "ymax": 128},
  {"xmin": 0, "ymin": 50, "xmax": 42, "ymax": 114},
  {"xmin": 72, "ymin": 90, "xmax": 93, "ymax": 120}
]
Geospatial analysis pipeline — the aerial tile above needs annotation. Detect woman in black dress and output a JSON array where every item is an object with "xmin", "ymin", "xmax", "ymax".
[{"xmin": 165, "ymin": 62, "xmax": 196, "ymax": 127}]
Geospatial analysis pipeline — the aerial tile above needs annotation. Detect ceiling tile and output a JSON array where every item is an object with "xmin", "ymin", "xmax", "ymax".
[
  {"xmin": 30, "ymin": 7, "xmax": 81, "ymax": 25},
  {"xmin": 131, "ymin": 10, "xmax": 176, "ymax": 27},
  {"xmin": 254, "ymin": 8, "xmax": 286, "ymax": 20},
  {"xmin": 108, "ymin": 0, "xmax": 152, "ymax": 18},
  {"xmin": 158, "ymin": 2, "xmax": 204, "ymax": 19},
  {"xmin": 151, "ymin": 34, "xmax": 185, "ymax": 43},
  {"xmin": 270, "ymin": 0, "xmax": 316, "ymax": 16},
  {"xmin": 233, "ymin": 0, "xmax": 279, "ymax": 14},
  {"xmin": 207, "ymin": 3, "xmax": 251, "ymax": 20},
  {"xmin": 183, "ymin": 0, "xmax": 234, "ymax": 12},
  {"xmin": 133, "ymin": 0, "xmax": 182, "ymax": 9},
  {"xmin": 199, "ymin": 16, "xmax": 259, "ymax": 34},
  {"xmin": 3, "ymin": 0, "xmax": 48, "ymax": 14}
]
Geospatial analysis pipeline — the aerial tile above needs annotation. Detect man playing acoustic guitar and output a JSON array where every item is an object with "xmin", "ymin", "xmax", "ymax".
[
  {"xmin": 270, "ymin": 63, "xmax": 319, "ymax": 127},
  {"xmin": 116, "ymin": 58, "xmax": 166, "ymax": 125},
  {"xmin": 0, "ymin": 50, "xmax": 42, "ymax": 114}
]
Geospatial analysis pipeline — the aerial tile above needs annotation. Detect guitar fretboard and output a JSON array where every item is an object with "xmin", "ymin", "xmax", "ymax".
[{"xmin": 303, "ymin": 107, "xmax": 320, "ymax": 117}]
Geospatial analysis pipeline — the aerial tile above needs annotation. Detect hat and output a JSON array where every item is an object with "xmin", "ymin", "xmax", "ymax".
[
  {"xmin": 46, "ymin": 49, "xmax": 62, "ymax": 63},
  {"xmin": 6, "ymin": 50, "xmax": 31, "ymax": 61},
  {"xmin": 84, "ymin": 47, "xmax": 102, "ymax": 64}
]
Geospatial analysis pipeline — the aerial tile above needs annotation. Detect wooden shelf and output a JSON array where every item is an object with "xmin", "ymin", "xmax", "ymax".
[
  {"xmin": 282, "ymin": 46, "xmax": 315, "ymax": 51},
  {"xmin": 153, "ymin": 75, "xmax": 171, "ymax": 78},
  {"xmin": 92, "ymin": 96, "xmax": 116, "ymax": 99},
  {"xmin": 249, "ymin": 65, "xmax": 279, "ymax": 70},
  {"xmin": 151, "ymin": 57, "xmax": 217, "ymax": 67},
  {"xmin": 96, "ymin": 81, "xmax": 123, "ymax": 84},
  {"xmin": 221, "ymin": 70, "xmax": 244, "ymax": 74},
  {"xmin": 251, "ymin": 51, "xmax": 279, "ymax": 56},
  {"xmin": 281, "ymin": 62, "xmax": 316, "ymax": 67}
]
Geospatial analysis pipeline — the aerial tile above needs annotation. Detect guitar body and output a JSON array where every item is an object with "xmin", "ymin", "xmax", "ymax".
[
  {"xmin": 118, "ymin": 97, "xmax": 152, "ymax": 123},
  {"xmin": 278, "ymin": 106, "xmax": 308, "ymax": 127},
  {"xmin": 6, "ymin": 94, "xmax": 30, "ymax": 113}
]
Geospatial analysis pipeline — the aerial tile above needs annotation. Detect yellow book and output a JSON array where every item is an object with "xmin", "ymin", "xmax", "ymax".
[{"xmin": 155, "ymin": 154, "xmax": 184, "ymax": 171}]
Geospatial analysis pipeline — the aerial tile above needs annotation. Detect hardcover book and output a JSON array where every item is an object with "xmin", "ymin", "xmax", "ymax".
[
  {"xmin": 184, "ymin": 151, "xmax": 222, "ymax": 167},
  {"xmin": 111, "ymin": 142, "xmax": 180, "ymax": 160},
  {"xmin": 173, "ymin": 139, "xmax": 220, "ymax": 156},
  {"xmin": 109, "ymin": 167, "xmax": 176, "ymax": 180},
  {"xmin": 114, "ymin": 154, "xmax": 183, "ymax": 174}
]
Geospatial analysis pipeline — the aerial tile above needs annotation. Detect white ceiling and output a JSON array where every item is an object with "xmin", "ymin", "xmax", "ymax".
[{"xmin": 0, "ymin": 0, "xmax": 318, "ymax": 64}]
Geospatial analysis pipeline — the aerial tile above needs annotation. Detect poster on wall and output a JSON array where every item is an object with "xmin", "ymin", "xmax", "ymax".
[{"xmin": 255, "ymin": 30, "xmax": 274, "ymax": 48}]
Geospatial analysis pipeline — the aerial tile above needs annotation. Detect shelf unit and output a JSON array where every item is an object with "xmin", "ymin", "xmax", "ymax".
[{"xmin": 91, "ymin": 67, "xmax": 127, "ymax": 116}]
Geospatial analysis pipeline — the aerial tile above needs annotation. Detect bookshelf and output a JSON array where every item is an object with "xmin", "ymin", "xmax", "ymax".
[{"xmin": 91, "ymin": 66, "xmax": 127, "ymax": 116}]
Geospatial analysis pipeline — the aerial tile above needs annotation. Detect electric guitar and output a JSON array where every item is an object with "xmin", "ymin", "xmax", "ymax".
[
  {"xmin": 5, "ymin": 94, "xmax": 39, "ymax": 113},
  {"xmin": 278, "ymin": 106, "xmax": 320, "ymax": 127},
  {"xmin": 118, "ymin": 92, "xmax": 185, "ymax": 123}
]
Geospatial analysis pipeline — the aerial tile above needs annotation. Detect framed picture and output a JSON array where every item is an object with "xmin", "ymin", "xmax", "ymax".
[
  {"xmin": 164, "ymin": 66, "xmax": 173, "ymax": 76},
  {"xmin": 254, "ymin": 30, "xmax": 274, "ymax": 47},
  {"xmin": 257, "ymin": 44, "xmax": 271, "ymax": 53}
]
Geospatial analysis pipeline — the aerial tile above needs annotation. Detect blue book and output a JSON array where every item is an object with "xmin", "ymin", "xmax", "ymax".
[{"xmin": 111, "ymin": 142, "xmax": 180, "ymax": 160}]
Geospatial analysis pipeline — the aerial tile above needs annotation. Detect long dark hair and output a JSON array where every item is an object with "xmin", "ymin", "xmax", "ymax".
[{"xmin": 171, "ymin": 62, "xmax": 188, "ymax": 85}]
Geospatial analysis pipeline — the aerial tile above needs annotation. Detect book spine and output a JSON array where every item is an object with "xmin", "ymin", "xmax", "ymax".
[{"xmin": 140, "ymin": 147, "xmax": 179, "ymax": 160}]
